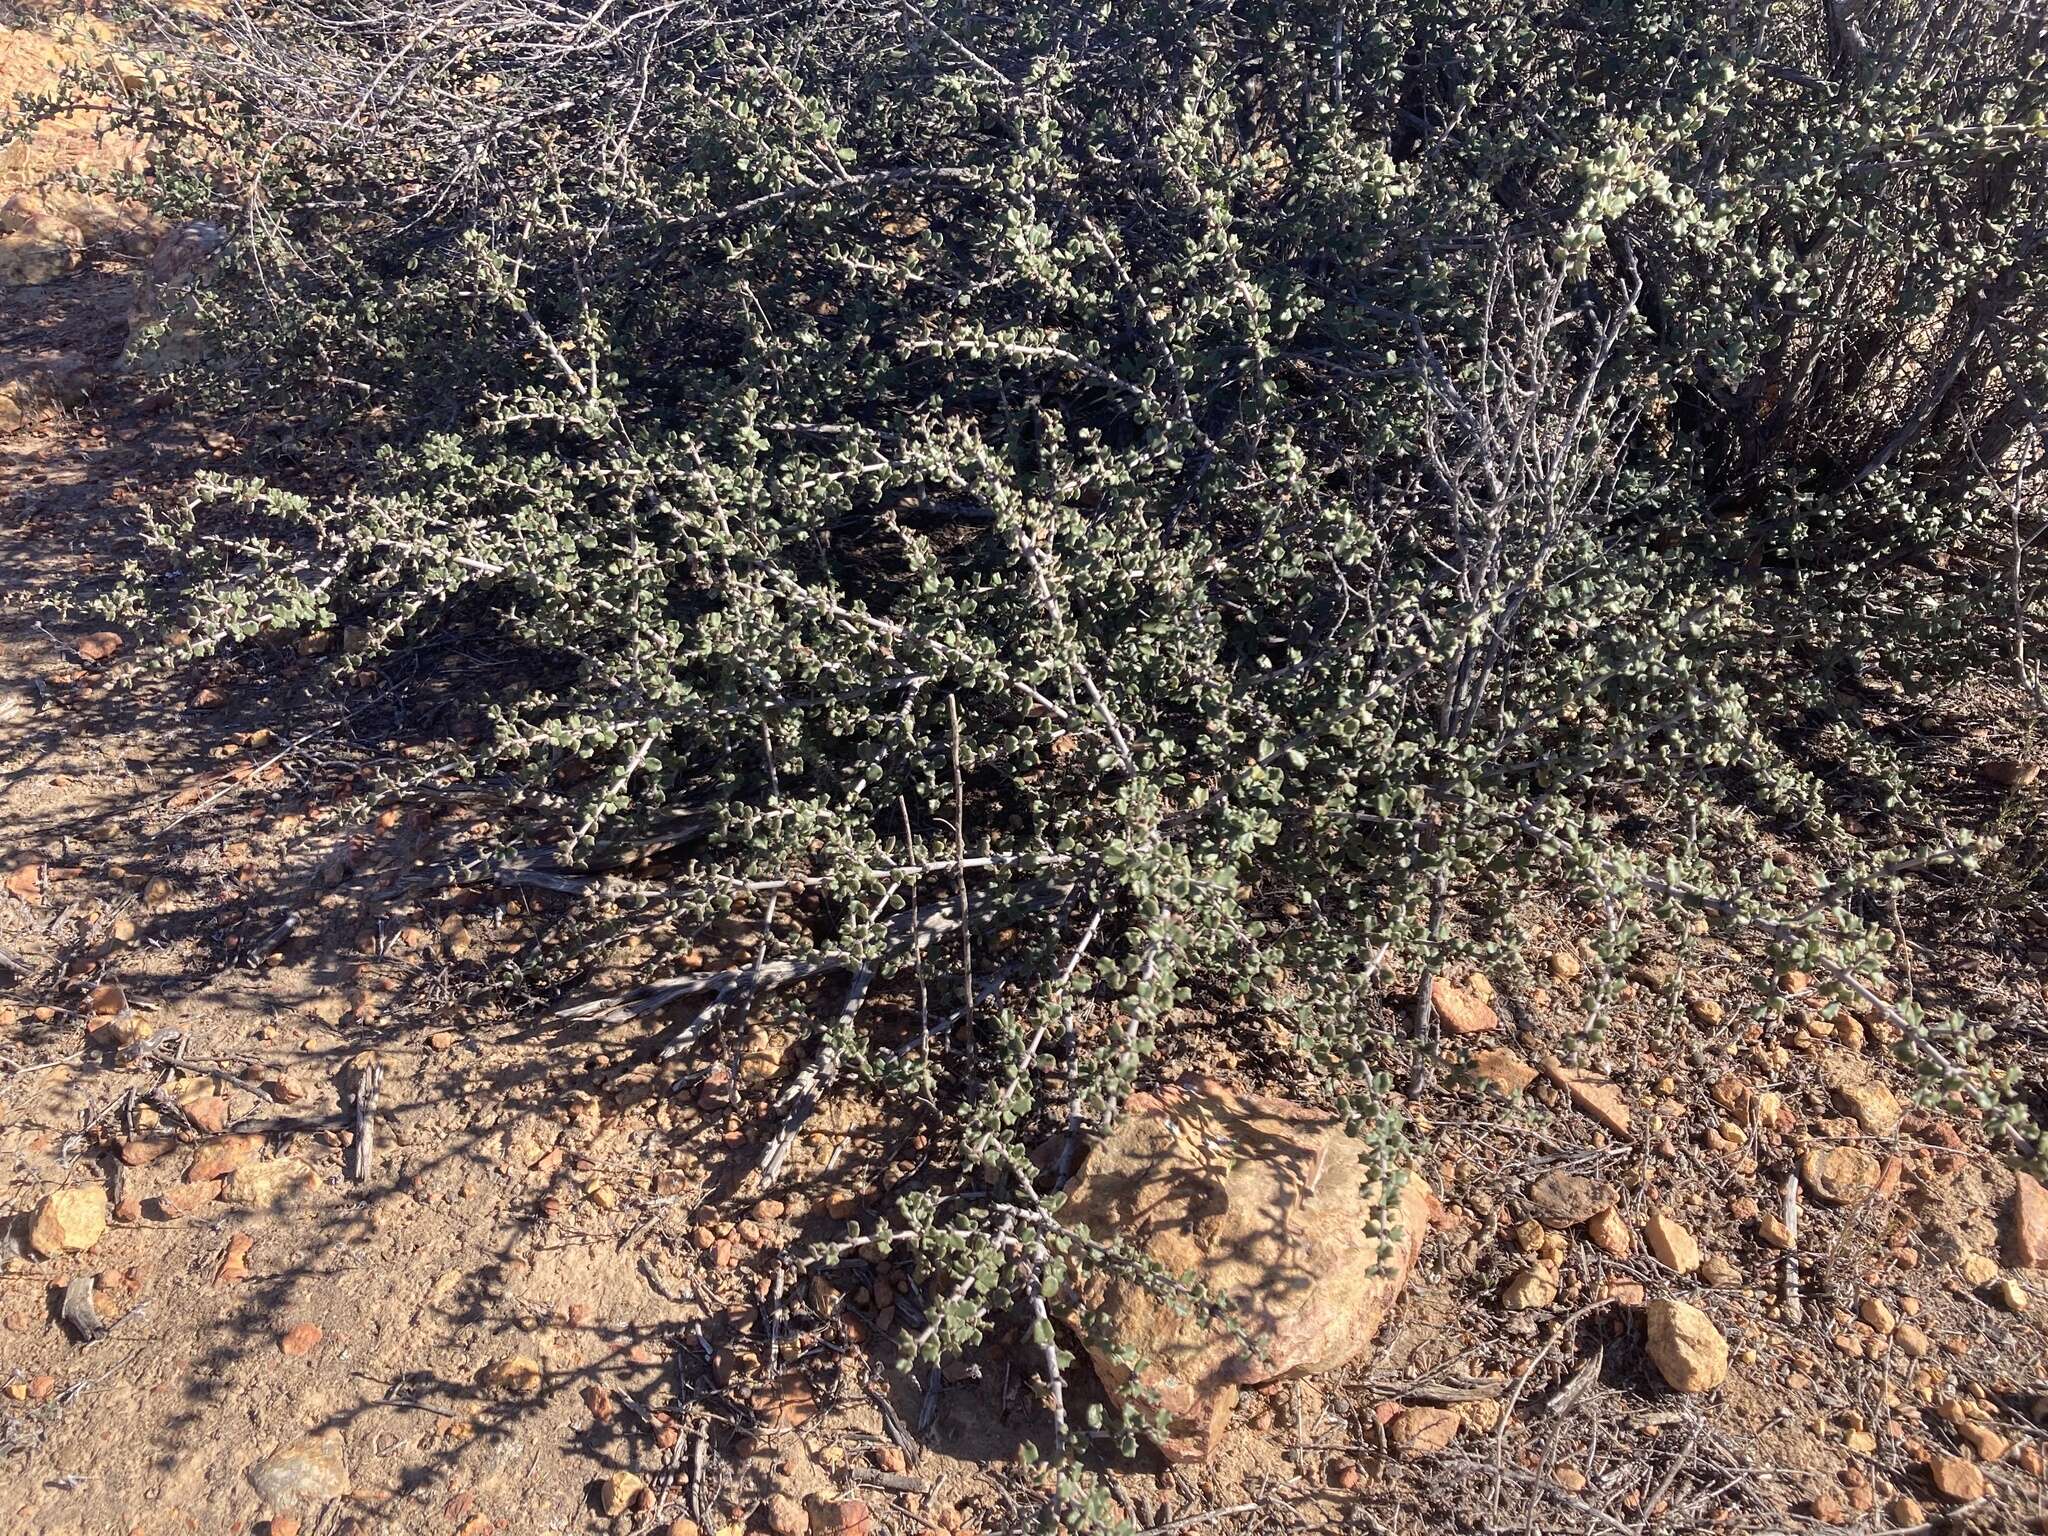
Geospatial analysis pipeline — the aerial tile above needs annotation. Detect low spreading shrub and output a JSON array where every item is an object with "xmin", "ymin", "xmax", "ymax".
[{"xmin": 67, "ymin": 0, "xmax": 2048, "ymax": 1472}]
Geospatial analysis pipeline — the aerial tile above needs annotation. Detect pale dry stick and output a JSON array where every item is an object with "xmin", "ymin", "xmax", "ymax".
[
  {"xmin": 1778, "ymin": 1171, "xmax": 1803, "ymax": 1325},
  {"xmin": 1633, "ymin": 1415, "xmax": 1705, "ymax": 1536},
  {"xmin": 2008, "ymin": 431, "xmax": 2045, "ymax": 712},
  {"xmin": 1097, "ymin": 931, "xmax": 1166, "ymax": 1130},
  {"xmin": 151, "ymin": 720, "xmax": 342, "ymax": 840},
  {"xmin": 766, "ymin": 571, "xmax": 1085, "ymax": 734},
  {"xmin": 1050, "ymin": 906, "xmax": 1105, "ymax": 1182},
  {"xmin": 570, "ymin": 728, "xmax": 659, "ymax": 852},
  {"xmin": 1486, "ymin": 1297, "xmax": 1617, "ymax": 1523},
  {"xmin": 751, "ymin": 964, "xmax": 873, "ymax": 1187},
  {"xmin": 556, "ymin": 951, "xmax": 847, "ymax": 1027},
  {"xmin": 752, "ymin": 965, "xmax": 1011, "ymax": 1192},
  {"xmin": 1874, "ymin": 1499, "xmax": 1988, "ymax": 1536},
  {"xmin": 898, "ymin": 797, "xmax": 930, "ymax": 1070},
  {"xmin": 560, "ymin": 892, "xmax": 1003, "ymax": 1036},
  {"xmin": 720, "ymin": 850, "xmax": 1070, "ymax": 894},
  {"xmin": 946, "ymin": 692, "xmax": 974, "ymax": 1035},
  {"xmin": 1137, "ymin": 1503, "xmax": 1261, "ymax": 1536},
  {"xmin": 764, "ymin": 1261, "xmax": 786, "ymax": 1376}
]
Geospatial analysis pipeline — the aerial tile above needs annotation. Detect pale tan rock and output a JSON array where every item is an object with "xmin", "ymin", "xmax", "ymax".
[
  {"xmin": 1957, "ymin": 1422, "xmax": 2010, "ymax": 1463},
  {"xmin": 1548, "ymin": 949, "xmax": 1582, "ymax": 982},
  {"xmin": 1893, "ymin": 1322, "xmax": 1930, "ymax": 1358},
  {"xmin": 28, "ymin": 1186, "xmax": 108, "ymax": 1257},
  {"xmin": 220, "ymin": 1157, "xmax": 315, "ymax": 1208},
  {"xmin": 1859, "ymin": 1296, "xmax": 1896, "ymax": 1334},
  {"xmin": 1387, "ymin": 1405, "xmax": 1461, "ymax": 1458},
  {"xmin": 1644, "ymin": 1299, "xmax": 1728, "ymax": 1392},
  {"xmin": 1467, "ymin": 1048, "xmax": 1537, "ymax": 1096},
  {"xmin": 0, "ymin": 228, "xmax": 82, "ymax": 287},
  {"xmin": 1925, "ymin": 1454, "xmax": 1985, "ymax": 1503},
  {"xmin": 2010, "ymin": 1172, "xmax": 2048, "ymax": 1270},
  {"xmin": 1057, "ymin": 1077, "xmax": 1435, "ymax": 1462},
  {"xmin": 1645, "ymin": 1208, "xmax": 1701, "ymax": 1275},
  {"xmin": 1429, "ymin": 976, "xmax": 1497, "ymax": 1036},
  {"xmin": 1799, "ymin": 1144, "xmax": 1882, "ymax": 1205},
  {"xmin": 247, "ymin": 1432, "xmax": 349, "ymax": 1509},
  {"xmin": 1501, "ymin": 1264, "xmax": 1559, "ymax": 1310},
  {"xmin": 1832, "ymin": 1080, "xmax": 1902, "ymax": 1136},
  {"xmin": 1698, "ymin": 1253, "xmax": 1741, "ymax": 1287},
  {"xmin": 1989, "ymin": 1275, "xmax": 2029, "ymax": 1312},
  {"xmin": 1584, "ymin": 1206, "xmax": 1631, "ymax": 1257},
  {"xmin": 595, "ymin": 1471, "xmax": 647, "ymax": 1517},
  {"xmin": 1960, "ymin": 1251, "xmax": 1999, "ymax": 1287},
  {"xmin": 1544, "ymin": 1062, "xmax": 1632, "ymax": 1137}
]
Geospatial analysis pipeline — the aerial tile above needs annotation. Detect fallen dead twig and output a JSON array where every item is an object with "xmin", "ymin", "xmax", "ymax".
[
  {"xmin": 1778, "ymin": 1170, "xmax": 1802, "ymax": 1325},
  {"xmin": 1136, "ymin": 1505, "xmax": 1261, "ymax": 1536},
  {"xmin": 347, "ymin": 1060, "xmax": 383, "ymax": 1181},
  {"xmin": 151, "ymin": 719, "xmax": 347, "ymax": 840},
  {"xmin": 60, "ymin": 1274, "xmax": 105, "ymax": 1341}
]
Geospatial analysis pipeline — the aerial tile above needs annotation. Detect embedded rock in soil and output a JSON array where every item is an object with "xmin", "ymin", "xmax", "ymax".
[
  {"xmin": 1643, "ymin": 1299, "xmax": 1728, "ymax": 1393},
  {"xmin": 2010, "ymin": 1172, "xmax": 2048, "ymax": 1271},
  {"xmin": 1387, "ymin": 1405, "xmax": 1461, "ymax": 1458},
  {"xmin": 807, "ymin": 1496, "xmax": 874, "ymax": 1536},
  {"xmin": 1429, "ymin": 976, "xmax": 1498, "ymax": 1035},
  {"xmin": 1645, "ymin": 1209, "xmax": 1702, "ymax": 1275},
  {"xmin": 1544, "ymin": 1062, "xmax": 1632, "ymax": 1137},
  {"xmin": 188, "ymin": 1133, "xmax": 263, "ymax": 1182},
  {"xmin": 221, "ymin": 1157, "xmax": 315, "ymax": 1207},
  {"xmin": 1529, "ymin": 1170, "xmax": 1612, "ymax": 1229},
  {"xmin": 28, "ymin": 1185, "xmax": 108, "ymax": 1257},
  {"xmin": 477, "ymin": 1355, "xmax": 545, "ymax": 1394},
  {"xmin": 1979, "ymin": 759, "xmax": 2040, "ymax": 788},
  {"xmin": 1466, "ymin": 1047, "xmax": 1537, "ymax": 1096},
  {"xmin": 0, "ymin": 228, "xmax": 83, "ymax": 287},
  {"xmin": 1832, "ymin": 1079, "xmax": 1902, "ymax": 1136},
  {"xmin": 1799, "ymin": 1144, "xmax": 1882, "ymax": 1205},
  {"xmin": 1058, "ymin": 1077, "xmax": 1436, "ymax": 1463},
  {"xmin": 247, "ymin": 1432, "xmax": 349, "ymax": 1509}
]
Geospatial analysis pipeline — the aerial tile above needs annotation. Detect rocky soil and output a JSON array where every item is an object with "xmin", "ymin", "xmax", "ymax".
[{"xmin": 3, "ymin": 12, "xmax": 2048, "ymax": 1536}]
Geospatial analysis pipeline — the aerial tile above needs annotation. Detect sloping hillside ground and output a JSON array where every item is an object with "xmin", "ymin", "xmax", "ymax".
[{"xmin": 3, "ymin": 12, "xmax": 2046, "ymax": 1536}]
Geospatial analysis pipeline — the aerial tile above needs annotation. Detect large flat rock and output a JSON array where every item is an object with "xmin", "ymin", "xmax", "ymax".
[{"xmin": 1058, "ymin": 1077, "xmax": 1435, "ymax": 1461}]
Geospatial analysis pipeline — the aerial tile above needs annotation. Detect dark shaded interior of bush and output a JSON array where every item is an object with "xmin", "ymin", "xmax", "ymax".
[{"xmin": 103, "ymin": 0, "xmax": 2047, "ymax": 1454}]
